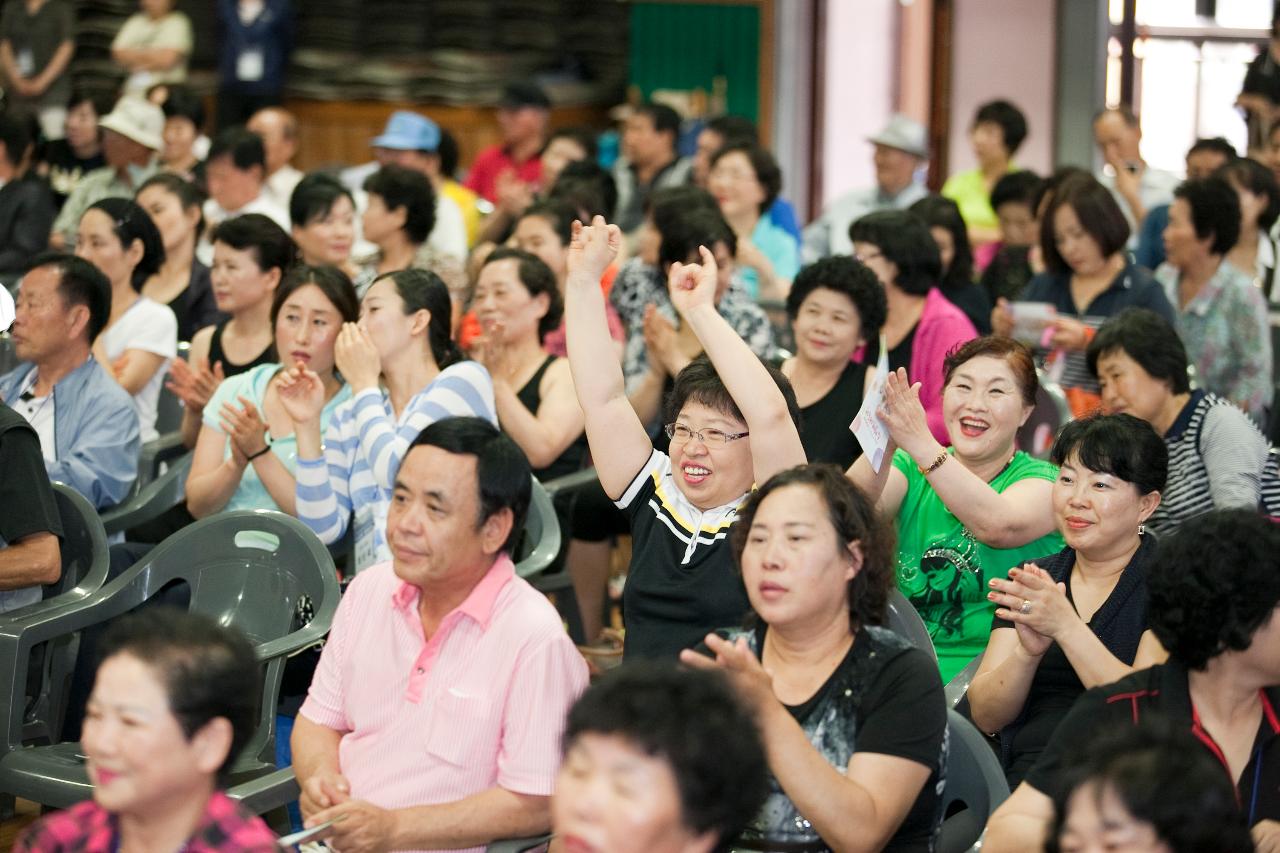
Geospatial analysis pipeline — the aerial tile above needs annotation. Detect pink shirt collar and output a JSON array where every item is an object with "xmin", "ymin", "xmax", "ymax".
[{"xmin": 390, "ymin": 553, "xmax": 516, "ymax": 631}]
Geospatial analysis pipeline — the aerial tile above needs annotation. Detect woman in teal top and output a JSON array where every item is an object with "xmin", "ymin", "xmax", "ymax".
[
  {"xmin": 849, "ymin": 336, "xmax": 1064, "ymax": 682},
  {"xmin": 186, "ymin": 264, "xmax": 357, "ymax": 517},
  {"xmin": 709, "ymin": 141, "xmax": 800, "ymax": 300},
  {"xmin": 942, "ymin": 99, "xmax": 1027, "ymax": 248}
]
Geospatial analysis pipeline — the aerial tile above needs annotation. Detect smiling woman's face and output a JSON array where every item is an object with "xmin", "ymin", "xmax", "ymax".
[{"xmin": 82, "ymin": 653, "xmax": 221, "ymax": 821}]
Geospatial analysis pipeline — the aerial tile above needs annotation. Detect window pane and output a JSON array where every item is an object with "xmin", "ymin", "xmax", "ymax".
[{"xmin": 1137, "ymin": 39, "xmax": 1199, "ymax": 173}]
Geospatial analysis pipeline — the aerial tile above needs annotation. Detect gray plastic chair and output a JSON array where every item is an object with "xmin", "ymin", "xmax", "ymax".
[
  {"xmin": 9, "ymin": 484, "xmax": 112, "ymax": 746},
  {"xmin": 0, "ymin": 510, "xmax": 339, "ymax": 811},
  {"xmin": 885, "ymin": 590, "xmax": 938, "ymax": 663},
  {"xmin": 486, "ymin": 836, "xmax": 551, "ymax": 853},
  {"xmin": 100, "ymin": 452, "xmax": 191, "ymax": 537},
  {"xmin": 945, "ymin": 653, "xmax": 985, "ymax": 709},
  {"xmin": 937, "ymin": 709, "xmax": 1011, "ymax": 853},
  {"xmin": 1016, "ymin": 370, "xmax": 1072, "ymax": 460},
  {"xmin": 514, "ymin": 478, "xmax": 561, "ymax": 580}
]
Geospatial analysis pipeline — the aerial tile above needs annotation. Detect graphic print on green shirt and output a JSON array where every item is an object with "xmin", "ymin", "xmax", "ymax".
[{"xmin": 892, "ymin": 448, "xmax": 1064, "ymax": 683}]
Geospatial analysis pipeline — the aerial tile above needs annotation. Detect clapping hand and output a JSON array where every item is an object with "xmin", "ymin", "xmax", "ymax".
[
  {"xmin": 680, "ymin": 633, "xmax": 777, "ymax": 716},
  {"xmin": 167, "ymin": 356, "xmax": 225, "ymax": 412},
  {"xmin": 667, "ymin": 245, "xmax": 718, "ymax": 318},
  {"xmin": 988, "ymin": 563, "xmax": 1075, "ymax": 656},
  {"xmin": 276, "ymin": 362, "xmax": 327, "ymax": 426},
  {"xmin": 877, "ymin": 367, "xmax": 936, "ymax": 461},
  {"xmin": 334, "ymin": 323, "xmax": 382, "ymax": 392},
  {"xmin": 567, "ymin": 216, "xmax": 622, "ymax": 283},
  {"xmin": 218, "ymin": 396, "xmax": 269, "ymax": 462}
]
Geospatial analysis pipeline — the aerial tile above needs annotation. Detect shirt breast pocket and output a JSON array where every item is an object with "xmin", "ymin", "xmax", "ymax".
[{"xmin": 426, "ymin": 690, "xmax": 500, "ymax": 768}]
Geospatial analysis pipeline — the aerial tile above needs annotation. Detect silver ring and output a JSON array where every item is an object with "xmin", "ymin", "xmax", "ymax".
[{"xmin": 1019, "ymin": 599, "xmax": 1033, "ymax": 615}]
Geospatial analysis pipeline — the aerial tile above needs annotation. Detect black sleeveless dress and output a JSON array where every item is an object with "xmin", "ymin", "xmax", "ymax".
[
  {"xmin": 798, "ymin": 360, "xmax": 869, "ymax": 469},
  {"xmin": 207, "ymin": 322, "xmax": 277, "ymax": 376},
  {"xmin": 515, "ymin": 354, "xmax": 588, "ymax": 482}
]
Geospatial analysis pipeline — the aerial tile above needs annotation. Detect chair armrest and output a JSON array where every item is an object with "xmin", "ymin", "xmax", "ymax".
[
  {"xmin": 945, "ymin": 653, "xmax": 985, "ymax": 709},
  {"xmin": 101, "ymin": 453, "xmax": 192, "ymax": 536},
  {"xmin": 541, "ymin": 467, "xmax": 599, "ymax": 496},
  {"xmin": 138, "ymin": 432, "xmax": 188, "ymax": 483},
  {"xmin": 226, "ymin": 766, "xmax": 300, "ymax": 814},
  {"xmin": 487, "ymin": 835, "xmax": 552, "ymax": 853}
]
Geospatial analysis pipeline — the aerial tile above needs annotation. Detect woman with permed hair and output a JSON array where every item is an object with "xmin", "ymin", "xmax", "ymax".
[
  {"xmin": 1048, "ymin": 722, "xmax": 1255, "ymax": 853},
  {"xmin": 683, "ymin": 463, "xmax": 947, "ymax": 852},
  {"xmin": 984, "ymin": 508, "xmax": 1280, "ymax": 853},
  {"xmin": 781, "ymin": 255, "xmax": 887, "ymax": 469}
]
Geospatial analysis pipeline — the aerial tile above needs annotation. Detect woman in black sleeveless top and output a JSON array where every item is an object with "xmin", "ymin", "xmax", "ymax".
[
  {"xmin": 780, "ymin": 256, "xmax": 888, "ymax": 469},
  {"xmin": 168, "ymin": 214, "xmax": 292, "ymax": 449},
  {"xmin": 136, "ymin": 174, "xmax": 225, "ymax": 342},
  {"xmin": 472, "ymin": 247, "xmax": 587, "ymax": 481}
]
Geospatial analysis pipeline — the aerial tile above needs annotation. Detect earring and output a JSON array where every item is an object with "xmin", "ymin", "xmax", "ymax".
[{"xmin": 1137, "ymin": 523, "xmax": 1146, "ymax": 536}]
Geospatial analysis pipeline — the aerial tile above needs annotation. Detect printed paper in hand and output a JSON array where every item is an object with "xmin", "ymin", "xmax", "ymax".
[
  {"xmin": 1009, "ymin": 302, "xmax": 1057, "ymax": 345},
  {"xmin": 850, "ymin": 336, "xmax": 891, "ymax": 472}
]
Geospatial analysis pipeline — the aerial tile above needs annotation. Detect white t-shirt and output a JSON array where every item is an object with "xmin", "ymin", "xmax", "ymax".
[
  {"xmin": 426, "ymin": 194, "xmax": 468, "ymax": 261},
  {"xmin": 13, "ymin": 372, "xmax": 55, "ymax": 462},
  {"xmin": 99, "ymin": 297, "xmax": 178, "ymax": 442}
]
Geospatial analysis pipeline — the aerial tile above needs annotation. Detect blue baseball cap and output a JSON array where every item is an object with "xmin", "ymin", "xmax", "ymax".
[{"xmin": 371, "ymin": 111, "xmax": 441, "ymax": 152}]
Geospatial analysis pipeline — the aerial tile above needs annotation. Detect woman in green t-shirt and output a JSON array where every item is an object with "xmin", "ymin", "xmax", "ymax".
[{"xmin": 849, "ymin": 336, "xmax": 1064, "ymax": 683}]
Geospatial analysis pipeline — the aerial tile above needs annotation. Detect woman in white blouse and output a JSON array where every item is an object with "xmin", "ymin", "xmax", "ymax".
[{"xmin": 76, "ymin": 197, "xmax": 178, "ymax": 442}]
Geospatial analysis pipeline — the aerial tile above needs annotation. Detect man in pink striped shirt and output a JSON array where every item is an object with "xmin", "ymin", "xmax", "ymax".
[{"xmin": 291, "ymin": 416, "xmax": 588, "ymax": 853}]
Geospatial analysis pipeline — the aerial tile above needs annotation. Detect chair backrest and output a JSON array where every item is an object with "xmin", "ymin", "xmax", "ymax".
[
  {"xmin": 45, "ymin": 484, "xmax": 111, "ymax": 607},
  {"xmin": 514, "ymin": 478, "xmax": 562, "ymax": 580},
  {"xmin": 149, "ymin": 342, "xmax": 190, "ymax": 451},
  {"xmin": 100, "ymin": 452, "xmax": 191, "ymax": 537},
  {"xmin": 0, "ymin": 511, "xmax": 339, "ymax": 763},
  {"xmin": 1016, "ymin": 370, "xmax": 1072, "ymax": 460},
  {"xmin": 937, "ymin": 709, "xmax": 1011, "ymax": 853},
  {"xmin": 7, "ymin": 484, "xmax": 112, "ymax": 744},
  {"xmin": 885, "ymin": 589, "xmax": 937, "ymax": 663}
]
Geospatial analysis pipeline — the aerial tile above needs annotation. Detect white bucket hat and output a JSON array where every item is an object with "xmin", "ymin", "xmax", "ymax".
[{"xmin": 99, "ymin": 96, "xmax": 164, "ymax": 151}]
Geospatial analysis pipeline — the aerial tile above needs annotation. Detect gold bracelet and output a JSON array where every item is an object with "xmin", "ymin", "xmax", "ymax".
[{"xmin": 918, "ymin": 451, "xmax": 948, "ymax": 477}]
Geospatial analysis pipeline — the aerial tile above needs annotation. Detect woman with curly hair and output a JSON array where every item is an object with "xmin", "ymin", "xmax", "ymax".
[
  {"xmin": 781, "ymin": 255, "xmax": 887, "ymax": 469},
  {"xmin": 1049, "ymin": 722, "xmax": 1255, "ymax": 853},
  {"xmin": 683, "ymin": 463, "xmax": 948, "ymax": 852},
  {"xmin": 984, "ymin": 508, "xmax": 1280, "ymax": 853}
]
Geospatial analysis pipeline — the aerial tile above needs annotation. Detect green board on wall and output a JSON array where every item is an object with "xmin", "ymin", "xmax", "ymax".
[{"xmin": 629, "ymin": 2, "xmax": 760, "ymax": 122}]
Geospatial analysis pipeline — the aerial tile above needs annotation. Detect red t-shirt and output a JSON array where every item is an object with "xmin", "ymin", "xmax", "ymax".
[{"xmin": 464, "ymin": 145, "xmax": 543, "ymax": 203}]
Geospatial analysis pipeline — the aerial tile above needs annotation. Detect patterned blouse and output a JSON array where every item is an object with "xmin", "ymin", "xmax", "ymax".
[
  {"xmin": 1156, "ymin": 260, "xmax": 1274, "ymax": 423},
  {"xmin": 609, "ymin": 258, "xmax": 775, "ymax": 391},
  {"xmin": 15, "ymin": 790, "xmax": 278, "ymax": 852}
]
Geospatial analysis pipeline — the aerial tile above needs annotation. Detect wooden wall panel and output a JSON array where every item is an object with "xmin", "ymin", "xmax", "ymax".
[{"xmin": 284, "ymin": 100, "xmax": 611, "ymax": 172}]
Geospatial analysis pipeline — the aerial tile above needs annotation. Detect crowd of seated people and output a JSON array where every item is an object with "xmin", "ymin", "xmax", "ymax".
[{"xmin": 3, "ymin": 29, "xmax": 1280, "ymax": 851}]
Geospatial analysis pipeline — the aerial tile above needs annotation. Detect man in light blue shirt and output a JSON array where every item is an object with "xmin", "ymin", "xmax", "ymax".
[
  {"xmin": 0, "ymin": 253, "xmax": 139, "ymax": 510},
  {"xmin": 802, "ymin": 114, "xmax": 930, "ymax": 263}
]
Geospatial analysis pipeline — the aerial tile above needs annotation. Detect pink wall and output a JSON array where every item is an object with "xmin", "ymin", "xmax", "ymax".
[
  {"xmin": 820, "ymin": 0, "xmax": 896, "ymax": 205},
  {"xmin": 946, "ymin": 0, "xmax": 1056, "ymax": 176}
]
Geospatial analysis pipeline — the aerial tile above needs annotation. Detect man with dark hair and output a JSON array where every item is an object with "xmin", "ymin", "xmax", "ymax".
[
  {"xmin": 1186, "ymin": 136, "xmax": 1238, "ymax": 180},
  {"xmin": 464, "ymin": 82, "xmax": 550, "ymax": 205},
  {"xmin": 199, "ymin": 125, "xmax": 289, "ymax": 262},
  {"xmin": 0, "ymin": 111, "xmax": 55, "ymax": 285},
  {"xmin": 0, "ymin": 253, "xmax": 140, "ymax": 508},
  {"xmin": 984, "ymin": 508, "xmax": 1280, "ymax": 853},
  {"xmin": 0, "ymin": 287, "xmax": 61, "ymax": 613},
  {"xmin": 612, "ymin": 101, "xmax": 694, "ymax": 233},
  {"xmin": 803, "ymin": 114, "xmax": 929, "ymax": 262},
  {"xmin": 50, "ymin": 95, "xmax": 162, "ymax": 248},
  {"xmin": 1093, "ymin": 106, "xmax": 1179, "ymax": 236},
  {"xmin": 292, "ymin": 416, "xmax": 587, "ymax": 852}
]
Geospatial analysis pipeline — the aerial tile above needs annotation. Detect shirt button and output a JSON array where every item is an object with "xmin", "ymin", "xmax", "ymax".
[{"xmin": 416, "ymin": 667, "xmax": 424, "ymax": 674}]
